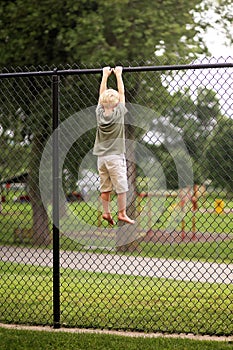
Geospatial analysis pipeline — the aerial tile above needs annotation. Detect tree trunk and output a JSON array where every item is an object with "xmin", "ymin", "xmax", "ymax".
[
  {"xmin": 29, "ymin": 134, "xmax": 51, "ymax": 246},
  {"xmin": 116, "ymin": 124, "xmax": 140, "ymax": 252}
]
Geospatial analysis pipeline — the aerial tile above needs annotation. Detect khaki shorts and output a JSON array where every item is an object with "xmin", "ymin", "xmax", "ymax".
[{"xmin": 98, "ymin": 154, "xmax": 128, "ymax": 194}]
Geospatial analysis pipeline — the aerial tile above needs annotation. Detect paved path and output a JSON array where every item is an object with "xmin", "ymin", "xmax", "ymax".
[{"xmin": 0, "ymin": 245, "xmax": 232, "ymax": 284}]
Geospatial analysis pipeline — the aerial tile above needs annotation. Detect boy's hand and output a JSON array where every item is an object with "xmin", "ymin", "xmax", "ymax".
[
  {"xmin": 103, "ymin": 66, "xmax": 112, "ymax": 77},
  {"xmin": 114, "ymin": 66, "xmax": 123, "ymax": 75}
]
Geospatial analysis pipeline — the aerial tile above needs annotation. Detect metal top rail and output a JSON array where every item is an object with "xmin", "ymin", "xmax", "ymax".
[{"xmin": 0, "ymin": 62, "xmax": 232, "ymax": 79}]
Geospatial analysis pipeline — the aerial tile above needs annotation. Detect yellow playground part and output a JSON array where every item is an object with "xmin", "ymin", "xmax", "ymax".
[{"xmin": 214, "ymin": 199, "xmax": 225, "ymax": 214}]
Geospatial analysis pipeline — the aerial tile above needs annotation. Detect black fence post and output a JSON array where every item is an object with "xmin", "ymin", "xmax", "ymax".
[{"xmin": 52, "ymin": 70, "xmax": 60, "ymax": 329}]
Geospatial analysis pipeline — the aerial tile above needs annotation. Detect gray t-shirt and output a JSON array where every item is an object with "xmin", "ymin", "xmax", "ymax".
[{"xmin": 93, "ymin": 103, "xmax": 127, "ymax": 156}]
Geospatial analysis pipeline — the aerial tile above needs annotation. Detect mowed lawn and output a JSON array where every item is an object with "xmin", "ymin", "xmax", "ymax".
[
  {"xmin": 0, "ymin": 197, "xmax": 232, "ymax": 337},
  {"xmin": 0, "ymin": 327, "xmax": 232, "ymax": 350},
  {"xmin": 0, "ymin": 262, "xmax": 232, "ymax": 335}
]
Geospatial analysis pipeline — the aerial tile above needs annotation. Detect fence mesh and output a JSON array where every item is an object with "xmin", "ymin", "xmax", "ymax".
[{"xmin": 0, "ymin": 57, "xmax": 232, "ymax": 335}]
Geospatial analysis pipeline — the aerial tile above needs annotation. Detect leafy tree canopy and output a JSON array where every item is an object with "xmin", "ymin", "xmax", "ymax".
[{"xmin": 1, "ymin": 0, "xmax": 231, "ymax": 68}]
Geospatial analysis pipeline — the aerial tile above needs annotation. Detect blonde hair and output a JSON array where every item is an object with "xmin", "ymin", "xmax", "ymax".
[{"xmin": 99, "ymin": 89, "xmax": 120, "ymax": 108}]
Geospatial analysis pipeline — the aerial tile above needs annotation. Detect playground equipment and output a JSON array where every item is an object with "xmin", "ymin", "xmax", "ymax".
[
  {"xmin": 97, "ymin": 186, "xmax": 200, "ymax": 239},
  {"xmin": 214, "ymin": 199, "xmax": 225, "ymax": 214},
  {"xmin": 137, "ymin": 185, "xmax": 204, "ymax": 240},
  {"xmin": 91, "ymin": 184, "xmax": 227, "ymax": 241}
]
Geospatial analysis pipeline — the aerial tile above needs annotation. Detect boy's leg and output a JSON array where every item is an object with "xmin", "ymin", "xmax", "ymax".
[
  {"xmin": 101, "ymin": 191, "xmax": 115, "ymax": 225},
  {"xmin": 117, "ymin": 192, "xmax": 135, "ymax": 224}
]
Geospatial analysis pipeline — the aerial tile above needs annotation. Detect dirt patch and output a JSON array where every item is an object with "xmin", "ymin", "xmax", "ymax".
[
  {"xmin": 143, "ymin": 229, "xmax": 232, "ymax": 244},
  {"xmin": 0, "ymin": 323, "xmax": 232, "ymax": 343}
]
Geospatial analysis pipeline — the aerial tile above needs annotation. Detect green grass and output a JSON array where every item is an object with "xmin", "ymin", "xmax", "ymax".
[
  {"xmin": 0, "ymin": 203, "xmax": 33, "ymax": 244},
  {"xmin": 0, "ymin": 327, "xmax": 232, "ymax": 350},
  {"xmin": 0, "ymin": 262, "xmax": 232, "ymax": 335},
  {"xmin": 2, "ymin": 196, "xmax": 232, "ymax": 240},
  {"xmin": 67, "ymin": 197, "xmax": 233, "ymax": 234},
  {"xmin": 0, "ymin": 199, "xmax": 232, "ymax": 263},
  {"xmin": 136, "ymin": 240, "xmax": 233, "ymax": 264}
]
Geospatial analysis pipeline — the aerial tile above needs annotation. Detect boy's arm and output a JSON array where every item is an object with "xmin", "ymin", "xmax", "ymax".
[
  {"xmin": 114, "ymin": 66, "xmax": 125, "ymax": 104},
  {"xmin": 99, "ymin": 66, "xmax": 112, "ymax": 101}
]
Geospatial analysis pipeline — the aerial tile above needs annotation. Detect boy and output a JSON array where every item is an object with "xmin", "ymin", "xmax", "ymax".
[{"xmin": 93, "ymin": 66, "xmax": 135, "ymax": 225}]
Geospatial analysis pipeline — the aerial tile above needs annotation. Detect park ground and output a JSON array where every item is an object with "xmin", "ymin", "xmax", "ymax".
[{"xmin": 0, "ymin": 323, "xmax": 233, "ymax": 350}]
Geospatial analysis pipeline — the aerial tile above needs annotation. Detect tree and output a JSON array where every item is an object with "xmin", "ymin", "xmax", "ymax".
[
  {"xmin": 164, "ymin": 87, "xmax": 222, "ymax": 184},
  {"xmin": 194, "ymin": 0, "xmax": 233, "ymax": 49},
  {"xmin": 0, "ymin": 107, "xmax": 30, "ymax": 181},
  {"xmin": 1, "ymin": 0, "xmax": 218, "ymax": 67},
  {"xmin": 205, "ymin": 117, "xmax": 233, "ymax": 195}
]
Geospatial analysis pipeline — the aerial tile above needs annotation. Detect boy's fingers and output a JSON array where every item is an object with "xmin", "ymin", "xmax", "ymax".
[
  {"xmin": 103, "ymin": 66, "xmax": 112, "ymax": 76},
  {"xmin": 114, "ymin": 66, "xmax": 123, "ymax": 74}
]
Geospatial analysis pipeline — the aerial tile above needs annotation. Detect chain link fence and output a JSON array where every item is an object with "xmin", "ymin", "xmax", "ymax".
[{"xmin": 0, "ymin": 57, "xmax": 232, "ymax": 335}]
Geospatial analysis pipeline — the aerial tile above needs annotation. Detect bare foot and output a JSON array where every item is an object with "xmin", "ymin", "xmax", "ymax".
[
  {"xmin": 118, "ymin": 214, "xmax": 135, "ymax": 225},
  {"xmin": 102, "ymin": 213, "xmax": 115, "ymax": 226}
]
